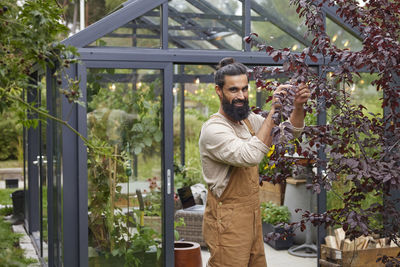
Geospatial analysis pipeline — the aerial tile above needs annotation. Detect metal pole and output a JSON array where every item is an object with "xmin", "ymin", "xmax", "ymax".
[
  {"xmin": 179, "ymin": 65, "xmax": 185, "ymax": 167},
  {"xmin": 80, "ymin": 0, "xmax": 85, "ymax": 31},
  {"xmin": 243, "ymin": 0, "xmax": 251, "ymax": 52},
  {"xmin": 317, "ymin": 67, "xmax": 327, "ymax": 267},
  {"xmin": 163, "ymin": 62, "xmax": 175, "ymax": 266}
]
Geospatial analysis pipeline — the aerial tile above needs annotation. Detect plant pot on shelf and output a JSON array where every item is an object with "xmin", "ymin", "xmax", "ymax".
[
  {"xmin": 262, "ymin": 222, "xmax": 294, "ymax": 250},
  {"xmin": 174, "ymin": 241, "xmax": 202, "ymax": 267}
]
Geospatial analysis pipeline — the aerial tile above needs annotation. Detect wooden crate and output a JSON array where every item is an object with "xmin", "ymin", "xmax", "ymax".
[
  {"xmin": 259, "ymin": 181, "xmax": 283, "ymax": 205},
  {"xmin": 320, "ymin": 244, "xmax": 400, "ymax": 267}
]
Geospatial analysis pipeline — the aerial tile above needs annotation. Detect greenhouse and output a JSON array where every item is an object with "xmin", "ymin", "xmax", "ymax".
[{"xmin": 18, "ymin": 0, "xmax": 398, "ymax": 266}]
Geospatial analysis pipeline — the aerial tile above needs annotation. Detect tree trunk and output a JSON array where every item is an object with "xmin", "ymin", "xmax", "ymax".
[{"xmin": 71, "ymin": 1, "xmax": 78, "ymax": 34}]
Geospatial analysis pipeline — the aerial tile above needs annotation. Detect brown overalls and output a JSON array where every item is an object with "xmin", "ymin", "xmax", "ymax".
[{"xmin": 202, "ymin": 118, "xmax": 267, "ymax": 267}]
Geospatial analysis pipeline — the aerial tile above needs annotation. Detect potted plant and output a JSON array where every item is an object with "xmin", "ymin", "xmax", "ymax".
[
  {"xmin": 174, "ymin": 218, "xmax": 202, "ymax": 267},
  {"xmin": 260, "ymin": 201, "xmax": 293, "ymax": 250}
]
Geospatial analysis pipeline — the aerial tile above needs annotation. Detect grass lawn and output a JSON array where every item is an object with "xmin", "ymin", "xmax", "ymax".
[
  {"xmin": 0, "ymin": 188, "xmax": 18, "ymax": 206},
  {"xmin": 0, "ymin": 188, "xmax": 37, "ymax": 266},
  {"xmin": 0, "ymin": 160, "xmax": 23, "ymax": 168}
]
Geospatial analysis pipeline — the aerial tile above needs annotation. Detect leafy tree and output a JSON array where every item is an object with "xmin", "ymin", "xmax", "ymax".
[
  {"xmin": 0, "ymin": 110, "xmax": 22, "ymax": 160},
  {"xmin": 0, "ymin": 0, "xmax": 81, "ymax": 139}
]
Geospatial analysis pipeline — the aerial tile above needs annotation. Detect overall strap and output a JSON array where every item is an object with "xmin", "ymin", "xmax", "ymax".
[{"xmin": 243, "ymin": 118, "xmax": 255, "ymax": 136}]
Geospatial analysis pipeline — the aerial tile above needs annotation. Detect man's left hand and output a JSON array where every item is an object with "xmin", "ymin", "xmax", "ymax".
[{"xmin": 294, "ymin": 83, "xmax": 310, "ymax": 108}]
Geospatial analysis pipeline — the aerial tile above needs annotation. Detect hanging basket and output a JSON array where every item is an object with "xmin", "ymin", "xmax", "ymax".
[{"xmin": 174, "ymin": 241, "xmax": 202, "ymax": 267}]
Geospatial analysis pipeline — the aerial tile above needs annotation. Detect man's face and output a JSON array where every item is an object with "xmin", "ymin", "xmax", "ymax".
[{"xmin": 216, "ymin": 74, "xmax": 250, "ymax": 121}]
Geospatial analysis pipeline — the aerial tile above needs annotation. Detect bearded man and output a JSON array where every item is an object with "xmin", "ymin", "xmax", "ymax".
[{"xmin": 199, "ymin": 57, "xmax": 310, "ymax": 267}]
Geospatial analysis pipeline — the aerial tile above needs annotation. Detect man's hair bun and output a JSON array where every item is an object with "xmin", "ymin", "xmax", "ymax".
[{"xmin": 216, "ymin": 57, "xmax": 235, "ymax": 70}]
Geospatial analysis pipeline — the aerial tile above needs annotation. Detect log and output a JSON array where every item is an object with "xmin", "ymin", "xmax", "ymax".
[
  {"xmin": 325, "ymin": 235, "xmax": 339, "ymax": 249},
  {"xmin": 335, "ymin": 228, "xmax": 346, "ymax": 249},
  {"xmin": 342, "ymin": 239, "xmax": 355, "ymax": 251}
]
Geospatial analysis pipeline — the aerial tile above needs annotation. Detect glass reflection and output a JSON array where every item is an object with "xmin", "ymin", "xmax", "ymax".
[
  {"xmin": 251, "ymin": 0, "xmax": 308, "ymax": 51},
  {"xmin": 168, "ymin": 0, "xmax": 242, "ymax": 50},
  {"xmin": 326, "ymin": 17, "xmax": 362, "ymax": 51}
]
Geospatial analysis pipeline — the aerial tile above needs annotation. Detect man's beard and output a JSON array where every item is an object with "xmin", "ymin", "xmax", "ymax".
[{"xmin": 222, "ymin": 94, "xmax": 250, "ymax": 121}]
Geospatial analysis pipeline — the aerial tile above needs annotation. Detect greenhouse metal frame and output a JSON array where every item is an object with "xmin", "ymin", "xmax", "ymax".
[{"xmin": 23, "ymin": 0, "xmax": 374, "ymax": 266}]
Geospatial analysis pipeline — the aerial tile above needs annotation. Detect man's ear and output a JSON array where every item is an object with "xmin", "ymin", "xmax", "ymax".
[{"xmin": 215, "ymin": 85, "xmax": 223, "ymax": 100}]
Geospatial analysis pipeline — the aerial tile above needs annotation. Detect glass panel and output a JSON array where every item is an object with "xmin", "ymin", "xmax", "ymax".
[
  {"xmin": 86, "ymin": 7, "xmax": 161, "ymax": 48},
  {"xmin": 172, "ymin": 63, "xmax": 262, "ymax": 197},
  {"xmin": 349, "ymin": 73, "xmax": 382, "ymax": 115},
  {"xmin": 23, "ymin": 88, "xmax": 28, "ymax": 219},
  {"xmin": 173, "ymin": 64, "xmax": 216, "ymax": 189},
  {"xmin": 326, "ymin": 17, "xmax": 362, "ymax": 51},
  {"xmin": 30, "ymin": 75, "xmax": 49, "ymax": 262},
  {"xmin": 168, "ymin": 0, "xmax": 243, "ymax": 50},
  {"xmin": 251, "ymin": 0, "xmax": 308, "ymax": 51},
  {"xmin": 52, "ymin": 73, "xmax": 63, "ymax": 266},
  {"xmin": 39, "ymin": 76, "xmax": 48, "ymax": 263},
  {"xmin": 172, "ymin": 64, "xmax": 289, "ymax": 180},
  {"xmin": 173, "ymin": 64, "xmax": 322, "ymax": 264},
  {"xmin": 87, "ymin": 68, "xmax": 164, "ymax": 266},
  {"xmin": 327, "ymin": 73, "xmax": 382, "ymax": 211}
]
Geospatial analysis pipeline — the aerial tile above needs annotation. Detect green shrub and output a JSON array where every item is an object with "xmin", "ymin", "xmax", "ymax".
[
  {"xmin": 0, "ymin": 112, "xmax": 22, "ymax": 161},
  {"xmin": 0, "ymin": 207, "xmax": 13, "ymax": 216},
  {"xmin": 0, "ymin": 189, "xmax": 16, "ymax": 206},
  {"xmin": 260, "ymin": 201, "xmax": 291, "ymax": 225}
]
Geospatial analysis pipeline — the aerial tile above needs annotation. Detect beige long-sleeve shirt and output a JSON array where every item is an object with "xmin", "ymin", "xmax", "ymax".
[{"xmin": 199, "ymin": 112, "xmax": 303, "ymax": 198}]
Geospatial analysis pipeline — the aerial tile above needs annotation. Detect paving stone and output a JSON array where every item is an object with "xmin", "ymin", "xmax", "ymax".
[
  {"xmin": 20, "ymin": 242, "xmax": 35, "ymax": 251},
  {"xmin": 12, "ymin": 224, "xmax": 25, "ymax": 234},
  {"xmin": 19, "ymin": 234, "xmax": 31, "ymax": 243},
  {"xmin": 5, "ymin": 218, "xmax": 41, "ymax": 264}
]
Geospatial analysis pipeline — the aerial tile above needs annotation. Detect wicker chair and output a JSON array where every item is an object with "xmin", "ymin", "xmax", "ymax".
[
  {"xmin": 174, "ymin": 208, "xmax": 206, "ymax": 247},
  {"xmin": 174, "ymin": 185, "xmax": 207, "ymax": 247}
]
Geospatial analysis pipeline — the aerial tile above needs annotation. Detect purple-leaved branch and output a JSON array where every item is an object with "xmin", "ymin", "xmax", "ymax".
[{"xmin": 246, "ymin": 0, "xmax": 400, "ymax": 262}]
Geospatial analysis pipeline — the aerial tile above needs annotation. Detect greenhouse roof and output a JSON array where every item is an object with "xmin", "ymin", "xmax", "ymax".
[{"xmin": 62, "ymin": 0, "xmax": 363, "ymax": 58}]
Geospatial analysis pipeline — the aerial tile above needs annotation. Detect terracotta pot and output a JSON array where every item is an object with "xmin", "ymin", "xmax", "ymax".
[{"xmin": 174, "ymin": 241, "xmax": 202, "ymax": 267}]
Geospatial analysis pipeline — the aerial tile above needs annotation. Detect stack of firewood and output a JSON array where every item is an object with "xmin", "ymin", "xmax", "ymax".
[{"xmin": 324, "ymin": 228, "xmax": 398, "ymax": 251}]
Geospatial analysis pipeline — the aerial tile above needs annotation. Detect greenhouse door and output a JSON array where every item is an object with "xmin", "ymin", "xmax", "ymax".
[{"xmin": 82, "ymin": 61, "xmax": 174, "ymax": 267}]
